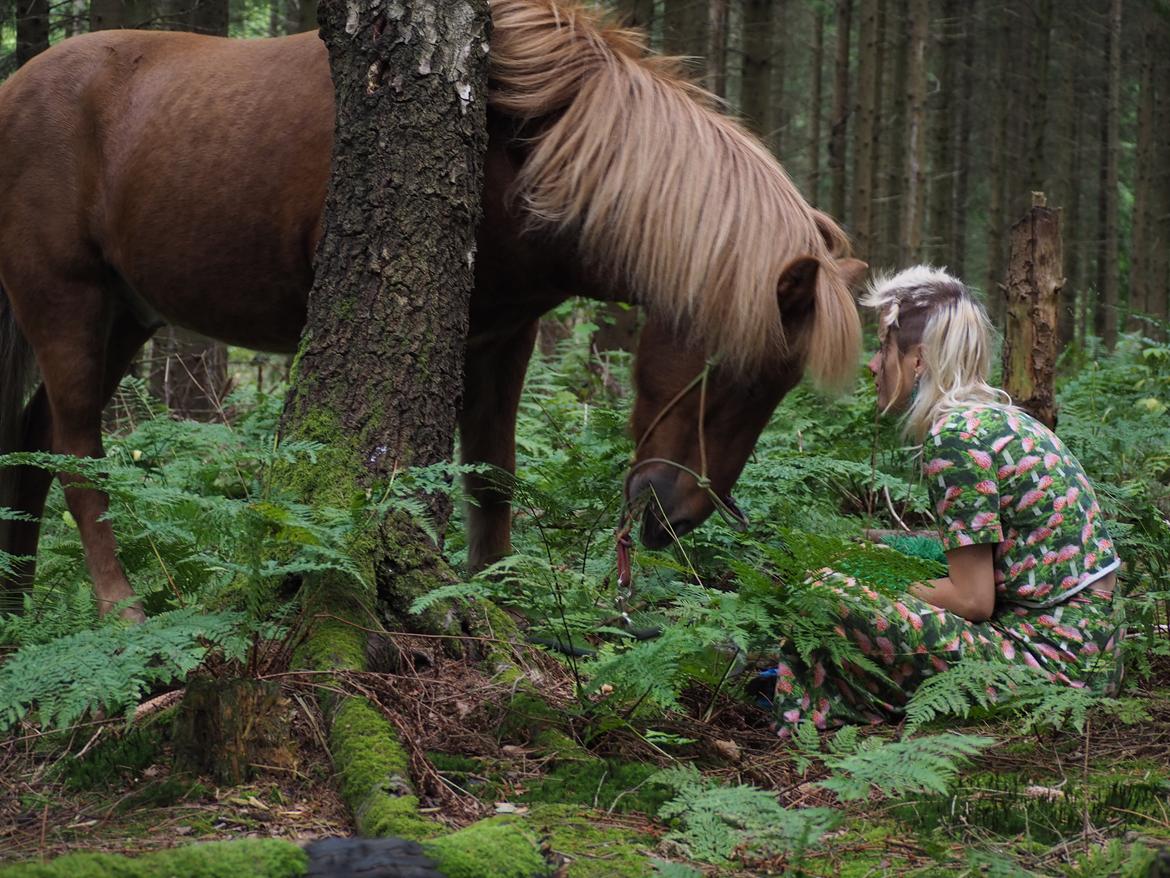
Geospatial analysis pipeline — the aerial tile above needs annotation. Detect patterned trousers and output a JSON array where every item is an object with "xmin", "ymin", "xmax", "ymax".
[{"xmin": 756, "ymin": 574, "xmax": 1126, "ymax": 736}]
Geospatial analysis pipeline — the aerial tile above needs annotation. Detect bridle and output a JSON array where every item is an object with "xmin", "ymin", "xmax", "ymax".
[{"xmin": 615, "ymin": 358, "xmax": 750, "ymax": 591}]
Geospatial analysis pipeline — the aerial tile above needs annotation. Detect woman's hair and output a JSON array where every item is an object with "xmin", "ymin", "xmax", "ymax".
[{"xmin": 862, "ymin": 266, "xmax": 1014, "ymax": 440}]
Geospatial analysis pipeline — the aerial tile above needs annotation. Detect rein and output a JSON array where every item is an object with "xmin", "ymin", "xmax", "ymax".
[{"xmin": 615, "ymin": 358, "xmax": 750, "ymax": 594}]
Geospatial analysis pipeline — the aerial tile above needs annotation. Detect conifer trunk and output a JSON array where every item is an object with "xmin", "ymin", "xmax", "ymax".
[
  {"xmin": 277, "ymin": 0, "xmax": 488, "ymax": 616},
  {"xmin": 829, "ymin": 0, "xmax": 853, "ymax": 222},
  {"xmin": 951, "ymin": 0, "xmax": 974, "ymax": 279},
  {"xmin": 880, "ymin": 0, "xmax": 906, "ymax": 271},
  {"xmin": 985, "ymin": 11, "xmax": 1009, "ymax": 322},
  {"xmin": 706, "ymin": 0, "xmax": 729, "ymax": 98},
  {"xmin": 1100, "ymin": 0, "xmax": 1121, "ymax": 347},
  {"xmin": 808, "ymin": 4, "xmax": 825, "ymax": 201},
  {"xmin": 1002, "ymin": 193, "xmax": 1062, "ymax": 430},
  {"xmin": 1130, "ymin": 17, "xmax": 1156, "ymax": 327},
  {"xmin": 741, "ymin": 0, "xmax": 774, "ymax": 141},
  {"xmin": 900, "ymin": 0, "xmax": 927, "ymax": 263},
  {"xmin": 851, "ymin": 0, "xmax": 878, "ymax": 258},
  {"xmin": 926, "ymin": 0, "xmax": 956, "ymax": 266},
  {"xmin": 15, "ymin": 0, "xmax": 49, "ymax": 66}
]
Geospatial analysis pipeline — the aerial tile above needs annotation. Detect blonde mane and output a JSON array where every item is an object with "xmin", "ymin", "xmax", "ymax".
[{"xmin": 487, "ymin": 0, "xmax": 860, "ymax": 386}]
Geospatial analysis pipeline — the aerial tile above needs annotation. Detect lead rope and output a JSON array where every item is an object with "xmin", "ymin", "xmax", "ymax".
[{"xmin": 615, "ymin": 359, "xmax": 750, "ymax": 609}]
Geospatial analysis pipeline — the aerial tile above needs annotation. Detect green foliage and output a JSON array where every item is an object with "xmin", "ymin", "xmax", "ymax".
[
  {"xmin": 0, "ymin": 608, "xmax": 248, "ymax": 731},
  {"xmin": 799, "ymin": 728, "xmax": 993, "ymax": 801},
  {"xmin": 651, "ymin": 764, "xmax": 838, "ymax": 864}
]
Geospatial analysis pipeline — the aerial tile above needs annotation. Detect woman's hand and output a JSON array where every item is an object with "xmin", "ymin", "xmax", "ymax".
[{"xmin": 909, "ymin": 544, "xmax": 996, "ymax": 622}]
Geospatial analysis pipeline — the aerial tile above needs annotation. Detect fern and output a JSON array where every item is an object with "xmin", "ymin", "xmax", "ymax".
[
  {"xmin": 0, "ymin": 608, "xmax": 250, "ymax": 730},
  {"xmin": 651, "ymin": 764, "xmax": 837, "ymax": 863},
  {"xmin": 816, "ymin": 732, "xmax": 992, "ymax": 801}
]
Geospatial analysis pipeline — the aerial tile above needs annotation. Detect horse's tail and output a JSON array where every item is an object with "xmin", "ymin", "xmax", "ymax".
[{"xmin": 0, "ymin": 285, "xmax": 37, "ymax": 551}]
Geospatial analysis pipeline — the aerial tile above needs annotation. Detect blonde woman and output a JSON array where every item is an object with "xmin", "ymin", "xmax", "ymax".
[{"xmin": 756, "ymin": 266, "xmax": 1125, "ymax": 734}]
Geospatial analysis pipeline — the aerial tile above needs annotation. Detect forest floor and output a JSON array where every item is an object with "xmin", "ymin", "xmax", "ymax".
[{"xmin": 2, "ymin": 641, "xmax": 1167, "ymax": 877}]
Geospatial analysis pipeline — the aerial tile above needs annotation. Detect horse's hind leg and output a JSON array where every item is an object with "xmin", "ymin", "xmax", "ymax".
[
  {"xmin": 14, "ymin": 282, "xmax": 153, "ymax": 620},
  {"xmin": 0, "ymin": 388, "xmax": 53, "ymax": 609}
]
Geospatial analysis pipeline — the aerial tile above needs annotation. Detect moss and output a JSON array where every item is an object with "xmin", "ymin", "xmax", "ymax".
[
  {"xmin": 518, "ymin": 759, "xmax": 671, "ymax": 815},
  {"xmin": 330, "ymin": 696, "xmax": 440, "ymax": 840},
  {"xmin": 523, "ymin": 805, "xmax": 656, "ymax": 878},
  {"xmin": 422, "ymin": 817, "xmax": 549, "ymax": 878},
  {"xmin": 0, "ymin": 839, "xmax": 308, "ymax": 878}
]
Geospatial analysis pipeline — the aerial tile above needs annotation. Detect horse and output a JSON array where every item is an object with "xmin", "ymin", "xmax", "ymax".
[{"xmin": 0, "ymin": 0, "xmax": 864, "ymax": 619}]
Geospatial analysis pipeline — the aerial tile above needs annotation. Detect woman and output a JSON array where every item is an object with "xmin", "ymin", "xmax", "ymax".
[{"xmin": 757, "ymin": 266, "xmax": 1125, "ymax": 734}]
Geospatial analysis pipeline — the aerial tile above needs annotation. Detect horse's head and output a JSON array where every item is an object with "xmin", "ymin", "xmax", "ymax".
[{"xmin": 626, "ymin": 255, "xmax": 867, "ymax": 549}]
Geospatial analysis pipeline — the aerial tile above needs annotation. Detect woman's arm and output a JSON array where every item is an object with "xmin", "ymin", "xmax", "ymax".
[{"xmin": 909, "ymin": 544, "xmax": 997, "ymax": 622}]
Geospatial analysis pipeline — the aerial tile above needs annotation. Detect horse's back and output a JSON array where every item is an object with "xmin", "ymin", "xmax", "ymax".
[{"xmin": 0, "ymin": 31, "xmax": 333, "ymax": 350}]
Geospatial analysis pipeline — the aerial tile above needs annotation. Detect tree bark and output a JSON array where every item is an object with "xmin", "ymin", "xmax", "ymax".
[
  {"xmin": 1100, "ymin": 0, "xmax": 1121, "ymax": 347},
  {"xmin": 851, "ymin": 0, "xmax": 879, "ymax": 258},
  {"xmin": 1129, "ymin": 9, "xmax": 1156, "ymax": 328},
  {"xmin": 1152, "ymin": 18, "xmax": 1170, "ymax": 331},
  {"xmin": 985, "ymin": 9, "xmax": 1010, "ymax": 323},
  {"xmin": 880, "ymin": 0, "xmax": 907, "ymax": 270},
  {"xmin": 900, "ymin": 0, "xmax": 927, "ymax": 263},
  {"xmin": 279, "ymin": 0, "xmax": 489, "ymax": 618},
  {"xmin": 1002, "ymin": 193, "xmax": 1062, "ymax": 430},
  {"xmin": 706, "ymin": 0, "xmax": 729, "ymax": 98},
  {"xmin": 829, "ymin": 0, "xmax": 853, "ymax": 222},
  {"xmin": 740, "ymin": 0, "xmax": 774, "ymax": 141},
  {"xmin": 951, "ymin": 0, "xmax": 974, "ymax": 279},
  {"xmin": 808, "ymin": 4, "xmax": 825, "ymax": 202},
  {"xmin": 926, "ymin": 0, "xmax": 956, "ymax": 266},
  {"xmin": 15, "ymin": 0, "xmax": 49, "ymax": 66}
]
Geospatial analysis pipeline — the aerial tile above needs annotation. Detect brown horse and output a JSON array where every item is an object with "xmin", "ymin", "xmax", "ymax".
[{"xmin": 0, "ymin": 0, "xmax": 864, "ymax": 618}]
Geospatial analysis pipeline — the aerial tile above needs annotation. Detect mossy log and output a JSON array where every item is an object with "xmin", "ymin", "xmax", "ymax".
[
  {"xmin": 173, "ymin": 678, "xmax": 295, "ymax": 784},
  {"xmin": 0, "ymin": 839, "xmax": 308, "ymax": 878}
]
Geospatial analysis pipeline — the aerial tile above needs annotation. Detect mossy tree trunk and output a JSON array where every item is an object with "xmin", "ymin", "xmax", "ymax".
[
  {"xmin": 261, "ymin": 0, "xmax": 498, "ymax": 843},
  {"xmin": 280, "ymin": 0, "xmax": 490, "ymax": 626}
]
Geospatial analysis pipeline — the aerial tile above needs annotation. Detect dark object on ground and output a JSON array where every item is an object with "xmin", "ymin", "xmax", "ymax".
[{"xmin": 304, "ymin": 837, "xmax": 445, "ymax": 878}]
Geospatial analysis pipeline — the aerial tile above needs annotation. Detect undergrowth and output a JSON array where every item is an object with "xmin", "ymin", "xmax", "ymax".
[{"xmin": 1, "ymin": 308, "xmax": 1167, "ymax": 875}]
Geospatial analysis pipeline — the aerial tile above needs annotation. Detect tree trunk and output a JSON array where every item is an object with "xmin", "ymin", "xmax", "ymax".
[
  {"xmin": 279, "ymin": 0, "xmax": 488, "ymax": 600},
  {"xmin": 880, "ymin": 0, "xmax": 907, "ymax": 270},
  {"xmin": 189, "ymin": 0, "xmax": 228, "ymax": 34},
  {"xmin": 851, "ymin": 0, "xmax": 879, "ymax": 258},
  {"xmin": 740, "ymin": 0, "xmax": 774, "ymax": 141},
  {"xmin": 1100, "ymin": 0, "xmax": 1121, "ymax": 347},
  {"xmin": 985, "ymin": 10, "xmax": 1009, "ymax": 323},
  {"xmin": 1002, "ymin": 194, "xmax": 1062, "ymax": 430},
  {"xmin": 829, "ymin": 0, "xmax": 853, "ymax": 222},
  {"xmin": 1023, "ymin": 0, "xmax": 1053, "ymax": 201},
  {"xmin": 149, "ymin": 328, "xmax": 230, "ymax": 421},
  {"xmin": 15, "ymin": 0, "xmax": 49, "ymax": 66},
  {"xmin": 706, "ymin": 0, "xmax": 729, "ymax": 98},
  {"xmin": 1129, "ymin": 9, "xmax": 1155, "ymax": 328},
  {"xmin": 663, "ymin": 0, "xmax": 706, "ymax": 72},
  {"xmin": 769, "ymin": 0, "xmax": 788, "ymax": 155},
  {"xmin": 1152, "ymin": 20, "xmax": 1170, "ymax": 331},
  {"xmin": 298, "ymin": 0, "xmax": 317, "ymax": 32},
  {"xmin": 950, "ymin": 0, "xmax": 974, "ymax": 279},
  {"xmin": 808, "ymin": 4, "xmax": 825, "ymax": 201},
  {"xmin": 926, "ymin": 0, "xmax": 955, "ymax": 266},
  {"xmin": 900, "ymin": 0, "xmax": 927, "ymax": 263}
]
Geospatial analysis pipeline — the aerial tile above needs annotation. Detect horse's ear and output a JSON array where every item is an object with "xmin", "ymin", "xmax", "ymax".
[
  {"xmin": 776, "ymin": 256, "xmax": 821, "ymax": 324},
  {"xmin": 837, "ymin": 258, "xmax": 869, "ymax": 291}
]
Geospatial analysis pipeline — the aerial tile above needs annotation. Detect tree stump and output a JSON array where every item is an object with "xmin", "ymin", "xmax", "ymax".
[
  {"xmin": 1002, "ymin": 192, "xmax": 1063, "ymax": 429},
  {"xmin": 174, "ymin": 678, "xmax": 296, "ymax": 784}
]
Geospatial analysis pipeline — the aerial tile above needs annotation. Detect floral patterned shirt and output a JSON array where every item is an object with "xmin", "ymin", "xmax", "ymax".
[{"xmin": 923, "ymin": 405, "xmax": 1119, "ymax": 608}]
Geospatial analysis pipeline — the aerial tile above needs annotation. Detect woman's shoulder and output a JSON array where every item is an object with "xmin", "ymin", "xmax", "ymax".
[{"xmin": 927, "ymin": 404, "xmax": 1014, "ymax": 445}]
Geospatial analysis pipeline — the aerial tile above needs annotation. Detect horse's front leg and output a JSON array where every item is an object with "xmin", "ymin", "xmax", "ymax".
[{"xmin": 459, "ymin": 320, "xmax": 539, "ymax": 574}]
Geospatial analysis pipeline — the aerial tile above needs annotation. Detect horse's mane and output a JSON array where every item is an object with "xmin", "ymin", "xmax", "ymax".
[{"xmin": 487, "ymin": 0, "xmax": 860, "ymax": 385}]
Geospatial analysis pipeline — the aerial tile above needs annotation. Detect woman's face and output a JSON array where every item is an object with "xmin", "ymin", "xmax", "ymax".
[{"xmin": 867, "ymin": 327, "xmax": 921, "ymax": 413}]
